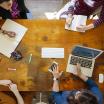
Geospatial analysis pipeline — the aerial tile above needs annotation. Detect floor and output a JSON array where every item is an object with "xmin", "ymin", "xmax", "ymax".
[{"xmin": 25, "ymin": 0, "xmax": 68, "ymax": 19}]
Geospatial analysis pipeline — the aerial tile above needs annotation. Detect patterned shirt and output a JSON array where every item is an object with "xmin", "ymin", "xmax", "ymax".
[
  {"xmin": 61, "ymin": 0, "xmax": 104, "ymax": 27},
  {"xmin": 11, "ymin": 0, "xmax": 20, "ymax": 19}
]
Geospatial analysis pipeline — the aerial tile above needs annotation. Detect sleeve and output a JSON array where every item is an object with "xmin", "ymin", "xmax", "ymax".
[
  {"xmin": 86, "ymin": 78, "xmax": 103, "ymax": 104},
  {"xmin": 60, "ymin": 0, "xmax": 76, "ymax": 16},
  {"xmin": 93, "ymin": 4, "xmax": 104, "ymax": 27},
  {"xmin": 51, "ymin": 91, "xmax": 63, "ymax": 104},
  {"xmin": 67, "ymin": 0, "xmax": 76, "ymax": 14}
]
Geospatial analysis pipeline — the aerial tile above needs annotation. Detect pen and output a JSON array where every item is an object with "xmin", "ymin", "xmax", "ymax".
[{"xmin": 29, "ymin": 54, "xmax": 32, "ymax": 63}]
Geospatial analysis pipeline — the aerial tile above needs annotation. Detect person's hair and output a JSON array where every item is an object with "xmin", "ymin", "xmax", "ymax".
[
  {"xmin": 0, "ymin": 0, "xmax": 10, "ymax": 4},
  {"xmin": 67, "ymin": 90, "xmax": 98, "ymax": 104}
]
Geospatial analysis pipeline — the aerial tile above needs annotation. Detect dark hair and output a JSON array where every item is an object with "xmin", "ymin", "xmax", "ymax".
[
  {"xmin": 0, "ymin": 0, "xmax": 10, "ymax": 4},
  {"xmin": 67, "ymin": 90, "xmax": 98, "ymax": 104}
]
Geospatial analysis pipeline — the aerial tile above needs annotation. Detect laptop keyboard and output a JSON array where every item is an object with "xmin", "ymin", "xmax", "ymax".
[{"xmin": 70, "ymin": 56, "xmax": 93, "ymax": 69}]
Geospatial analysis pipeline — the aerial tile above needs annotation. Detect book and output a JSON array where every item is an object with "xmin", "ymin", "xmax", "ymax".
[
  {"xmin": 65, "ymin": 15, "xmax": 87, "ymax": 32},
  {"xmin": 0, "ymin": 19, "xmax": 28, "ymax": 58}
]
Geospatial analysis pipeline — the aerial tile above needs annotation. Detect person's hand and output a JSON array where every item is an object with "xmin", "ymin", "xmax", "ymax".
[
  {"xmin": 66, "ymin": 16, "xmax": 73, "ymax": 26},
  {"xmin": 73, "ymin": 63, "xmax": 88, "ymax": 81},
  {"xmin": 76, "ymin": 25, "xmax": 87, "ymax": 32},
  {"xmin": 51, "ymin": 63, "xmax": 63, "ymax": 79},
  {"xmin": 9, "ymin": 83, "xmax": 18, "ymax": 93},
  {"xmin": 0, "ymin": 80, "xmax": 12, "ymax": 86},
  {"xmin": 76, "ymin": 24, "xmax": 94, "ymax": 32},
  {"xmin": 73, "ymin": 63, "xmax": 82, "ymax": 77}
]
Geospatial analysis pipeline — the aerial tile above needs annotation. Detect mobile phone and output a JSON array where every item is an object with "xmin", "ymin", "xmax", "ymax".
[{"xmin": 48, "ymin": 61, "xmax": 58, "ymax": 72}]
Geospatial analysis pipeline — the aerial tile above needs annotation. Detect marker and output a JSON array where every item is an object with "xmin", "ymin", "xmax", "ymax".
[{"xmin": 29, "ymin": 54, "xmax": 32, "ymax": 63}]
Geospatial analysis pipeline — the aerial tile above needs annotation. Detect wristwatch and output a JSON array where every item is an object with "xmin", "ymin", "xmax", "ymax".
[{"xmin": 53, "ymin": 77, "xmax": 58, "ymax": 81}]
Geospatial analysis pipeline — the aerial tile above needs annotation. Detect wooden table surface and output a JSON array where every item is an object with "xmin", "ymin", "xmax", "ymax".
[{"xmin": 0, "ymin": 19, "xmax": 104, "ymax": 91}]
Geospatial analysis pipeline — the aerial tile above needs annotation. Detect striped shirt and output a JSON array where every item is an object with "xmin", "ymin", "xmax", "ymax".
[{"xmin": 61, "ymin": 0, "xmax": 104, "ymax": 27}]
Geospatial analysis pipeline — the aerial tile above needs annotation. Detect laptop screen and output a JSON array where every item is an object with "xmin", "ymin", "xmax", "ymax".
[{"xmin": 72, "ymin": 46, "xmax": 102, "ymax": 58}]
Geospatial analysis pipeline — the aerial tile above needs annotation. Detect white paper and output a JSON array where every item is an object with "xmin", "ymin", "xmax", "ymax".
[
  {"xmin": 0, "ymin": 19, "xmax": 28, "ymax": 58},
  {"xmin": 41, "ymin": 48, "xmax": 64, "ymax": 58},
  {"xmin": 65, "ymin": 15, "xmax": 87, "ymax": 32}
]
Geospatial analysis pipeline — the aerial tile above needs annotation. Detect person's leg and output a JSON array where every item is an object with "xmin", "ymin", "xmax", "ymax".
[{"xmin": 0, "ymin": 92, "xmax": 16, "ymax": 104}]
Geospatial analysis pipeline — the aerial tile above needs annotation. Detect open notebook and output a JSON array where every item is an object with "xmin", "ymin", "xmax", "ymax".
[
  {"xmin": 65, "ymin": 15, "xmax": 87, "ymax": 32},
  {"xmin": 0, "ymin": 19, "xmax": 28, "ymax": 58}
]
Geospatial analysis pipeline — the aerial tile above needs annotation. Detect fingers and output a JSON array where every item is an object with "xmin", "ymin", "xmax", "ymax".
[
  {"xmin": 66, "ymin": 17, "xmax": 73, "ymax": 25},
  {"xmin": 76, "ymin": 63, "xmax": 81, "ymax": 70},
  {"xmin": 59, "ymin": 71, "xmax": 63, "ymax": 76}
]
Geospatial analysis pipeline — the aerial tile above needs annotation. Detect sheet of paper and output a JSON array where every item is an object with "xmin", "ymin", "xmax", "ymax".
[
  {"xmin": 0, "ymin": 19, "xmax": 28, "ymax": 58},
  {"xmin": 65, "ymin": 15, "xmax": 87, "ymax": 32},
  {"xmin": 41, "ymin": 48, "xmax": 64, "ymax": 58}
]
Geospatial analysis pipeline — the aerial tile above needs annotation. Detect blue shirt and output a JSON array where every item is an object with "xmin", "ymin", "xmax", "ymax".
[{"xmin": 51, "ymin": 79, "xmax": 103, "ymax": 104}]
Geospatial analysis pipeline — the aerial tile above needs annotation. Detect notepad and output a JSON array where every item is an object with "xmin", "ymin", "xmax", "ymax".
[
  {"xmin": 65, "ymin": 15, "xmax": 87, "ymax": 32},
  {"xmin": 41, "ymin": 48, "xmax": 64, "ymax": 58},
  {"xmin": 0, "ymin": 19, "xmax": 28, "ymax": 58}
]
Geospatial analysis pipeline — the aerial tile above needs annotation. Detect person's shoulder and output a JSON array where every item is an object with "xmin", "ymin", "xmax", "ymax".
[{"xmin": 0, "ymin": 17, "xmax": 2, "ymax": 19}]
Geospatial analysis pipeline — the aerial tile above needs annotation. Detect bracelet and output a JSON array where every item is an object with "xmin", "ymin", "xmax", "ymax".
[{"xmin": 53, "ymin": 77, "xmax": 58, "ymax": 81}]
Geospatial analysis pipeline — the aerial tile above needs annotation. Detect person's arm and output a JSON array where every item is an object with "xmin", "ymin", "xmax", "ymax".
[
  {"xmin": 53, "ymin": 80, "xmax": 60, "ymax": 92},
  {"xmin": 65, "ymin": 0, "xmax": 76, "ymax": 24},
  {"xmin": 93, "ymin": 4, "xmax": 104, "ymax": 27},
  {"xmin": 76, "ymin": 4, "xmax": 104, "ymax": 32},
  {"xmin": 73, "ymin": 64, "xmax": 103, "ymax": 104},
  {"xmin": 9, "ymin": 84, "xmax": 24, "ymax": 104},
  {"xmin": 51, "ymin": 63, "xmax": 63, "ymax": 92},
  {"xmin": 76, "ymin": 24, "xmax": 94, "ymax": 32},
  {"xmin": 0, "ymin": 80, "xmax": 12, "ymax": 86}
]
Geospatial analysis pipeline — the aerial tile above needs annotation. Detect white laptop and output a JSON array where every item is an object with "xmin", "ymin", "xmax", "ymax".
[
  {"xmin": 0, "ymin": 19, "xmax": 28, "ymax": 58},
  {"xmin": 66, "ymin": 45, "xmax": 103, "ymax": 77}
]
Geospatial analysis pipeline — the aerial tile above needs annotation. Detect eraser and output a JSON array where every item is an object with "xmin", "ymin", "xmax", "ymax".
[
  {"xmin": 99, "ymin": 74, "xmax": 104, "ymax": 83},
  {"xmin": 8, "ymin": 68, "xmax": 16, "ymax": 71}
]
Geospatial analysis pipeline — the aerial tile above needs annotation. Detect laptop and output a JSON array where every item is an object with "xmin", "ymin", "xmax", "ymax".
[{"xmin": 66, "ymin": 45, "xmax": 103, "ymax": 77}]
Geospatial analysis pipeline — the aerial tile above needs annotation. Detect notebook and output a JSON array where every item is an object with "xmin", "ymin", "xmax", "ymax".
[
  {"xmin": 0, "ymin": 19, "xmax": 28, "ymax": 58},
  {"xmin": 65, "ymin": 15, "xmax": 87, "ymax": 32}
]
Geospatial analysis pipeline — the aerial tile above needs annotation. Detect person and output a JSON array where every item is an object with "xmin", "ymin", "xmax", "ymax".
[
  {"xmin": 49, "ymin": 63, "xmax": 103, "ymax": 104},
  {"xmin": 0, "ymin": 80, "xmax": 24, "ymax": 104},
  {"xmin": 0, "ymin": 0, "xmax": 30, "ymax": 19},
  {"xmin": 56, "ymin": 0, "xmax": 104, "ymax": 32}
]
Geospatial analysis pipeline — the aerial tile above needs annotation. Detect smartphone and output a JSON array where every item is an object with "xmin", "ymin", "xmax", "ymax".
[{"xmin": 48, "ymin": 61, "xmax": 58, "ymax": 72}]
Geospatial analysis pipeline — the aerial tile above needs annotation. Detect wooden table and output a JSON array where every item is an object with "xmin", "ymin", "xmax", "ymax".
[{"xmin": 0, "ymin": 20, "xmax": 104, "ymax": 92}]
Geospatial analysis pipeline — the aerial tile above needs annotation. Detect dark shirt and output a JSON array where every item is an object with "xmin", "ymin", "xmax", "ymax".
[
  {"xmin": 0, "ymin": 0, "xmax": 29, "ymax": 19},
  {"xmin": 51, "ymin": 79, "xmax": 103, "ymax": 104}
]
